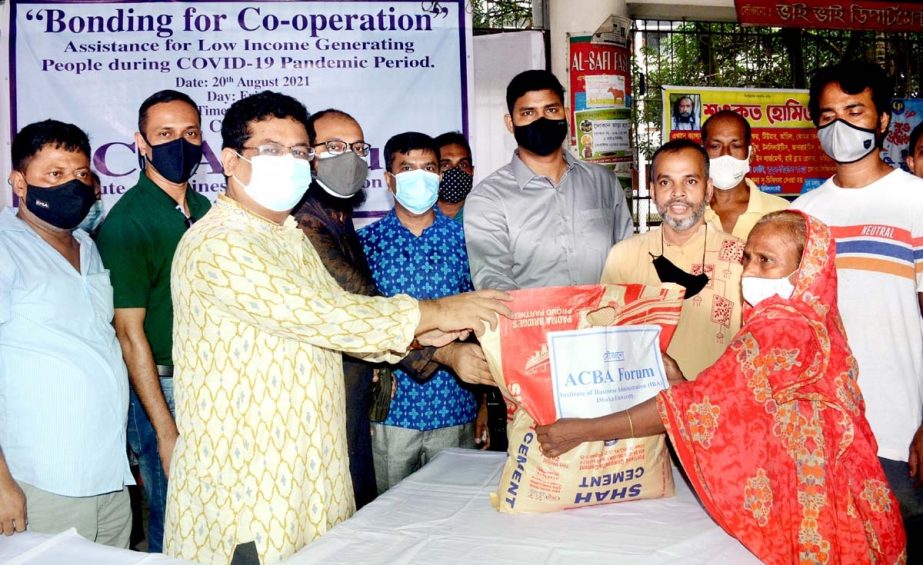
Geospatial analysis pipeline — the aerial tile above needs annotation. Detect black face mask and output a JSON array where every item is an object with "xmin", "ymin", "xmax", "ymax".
[
  {"xmin": 26, "ymin": 179, "xmax": 97, "ymax": 230},
  {"xmin": 141, "ymin": 137, "xmax": 203, "ymax": 184},
  {"xmin": 514, "ymin": 118, "xmax": 568, "ymax": 156},
  {"xmin": 650, "ymin": 254, "xmax": 709, "ymax": 299},
  {"xmin": 438, "ymin": 166, "xmax": 473, "ymax": 203},
  {"xmin": 649, "ymin": 226, "xmax": 709, "ymax": 299}
]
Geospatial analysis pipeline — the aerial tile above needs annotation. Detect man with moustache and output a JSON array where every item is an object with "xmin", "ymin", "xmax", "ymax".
[
  {"xmin": 600, "ymin": 139, "xmax": 744, "ymax": 380},
  {"xmin": 96, "ymin": 90, "xmax": 210, "ymax": 552}
]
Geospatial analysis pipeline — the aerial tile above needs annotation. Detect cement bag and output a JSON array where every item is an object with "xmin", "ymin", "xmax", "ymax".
[{"xmin": 481, "ymin": 284, "xmax": 685, "ymax": 513}]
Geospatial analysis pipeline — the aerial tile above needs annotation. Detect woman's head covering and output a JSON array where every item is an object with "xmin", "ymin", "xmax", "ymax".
[{"xmin": 656, "ymin": 209, "xmax": 907, "ymax": 563}]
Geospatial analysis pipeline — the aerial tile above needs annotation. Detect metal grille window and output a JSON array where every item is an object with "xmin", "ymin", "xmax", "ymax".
[
  {"xmin": 471, "ymin": 0, "xmax": 544, "ymax": 31},
  {"xmin": 631, "ymin": 19, "xmax": 923, "ymax": 231}
]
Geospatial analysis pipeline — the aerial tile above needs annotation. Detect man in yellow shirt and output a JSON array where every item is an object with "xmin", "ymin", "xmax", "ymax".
[
  {"xmin": 702, "ymin": 110, "xmax": 789, "ymax": 239},
  {"xmin": 164, "ymin": 91, "xmax": 509, "ymax": 564},
  {"xmin": 601, "ymin": 139, "xmax": 743, "ymax": 380}
]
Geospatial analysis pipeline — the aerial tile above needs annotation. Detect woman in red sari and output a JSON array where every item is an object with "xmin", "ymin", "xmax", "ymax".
[{"xmin": 537, "ymin": 210, "xmax": 906, "ymax": 564}]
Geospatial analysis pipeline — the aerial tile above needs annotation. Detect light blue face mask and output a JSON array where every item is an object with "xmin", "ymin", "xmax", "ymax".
[
  {"xmin": 393, "ymin": 169, "xmax": 439, "ymax": 214},
  {"xmin": 77, "ymin": 199, "xmax": 105, "ymax": 232}
]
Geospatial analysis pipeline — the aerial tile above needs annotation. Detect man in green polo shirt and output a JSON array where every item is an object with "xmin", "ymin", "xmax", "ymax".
[{"xmin": 96, "ymin": 89, "xmax": 210, "ymax": 553}]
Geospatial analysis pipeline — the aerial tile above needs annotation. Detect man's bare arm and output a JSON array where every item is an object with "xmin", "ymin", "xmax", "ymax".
[{"xmin": 0, "ymin": 449, "xmax": 26, "ymax": 535}]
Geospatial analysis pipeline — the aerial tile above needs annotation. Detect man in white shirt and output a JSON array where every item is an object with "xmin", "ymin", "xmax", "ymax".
[
  {"xmin": 0, "ymin": 120, "xmax": 134, "ymax": 545},
  {"xmin": 791, "ymin": 61, "xmax": 923, "ymax": 558}
]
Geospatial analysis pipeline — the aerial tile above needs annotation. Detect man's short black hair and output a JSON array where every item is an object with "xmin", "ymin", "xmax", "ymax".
[
  {"xmin": 651, "ymin": 138, "xmax": 710, "ymax": 179},
  {"xmin": 434, "ymin": 131, "xmax": 471, "ymax": 159},
  {"xmin": 505, "ymin": 70, "xmax": 565, "ymax": 115},
  {"xmin": 12, "ymin": 119, "xmax": 90, "ymax": 172},
  {"xmin": 808, "ymin": 61, "xmax": 894, "ymax": 126},
  {"xmin": 221, "ymin": 91, "xmax": 310, "ymax": 151},
  {"xmin": 701, "ymin": 109, "xmax": 752, "ymax": 147},
  {"xmin": 138, "ymin": 89, "xmax": 201, "ymax": 135},
  {"xmin": 384, "ymin": 132, "xmax": 439, "ymax": 173},
  {"xmin": 909, "ymin": 122, "xmax": 923, "ymax": 159},
  {"xmin": 306, "ymin": 108, "xmax": 357, "ymax": 144}
]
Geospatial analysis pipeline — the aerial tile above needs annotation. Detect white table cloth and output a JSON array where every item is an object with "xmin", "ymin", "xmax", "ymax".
[
  {"xmin": 0, "ymin": 528, "xmax": 192, "ymax": 564},
  {"xmin": 0, "ymin": 449, "xmax": 760, "ymax": 564},
  {"xmin": 289, "ymin": 448, "xmax": 759, "ymax": 564}
]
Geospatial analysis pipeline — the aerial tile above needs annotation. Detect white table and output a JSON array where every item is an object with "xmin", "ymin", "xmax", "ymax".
[
  {"xmin": 0, "ymin": 528, "xmax": 193, "ymax": 565},
  {"xmin": 0, "ymin": 450, "xmax": 759, "ymax": 564},
  {"xmin": 289, "ymin": 448, "xmax": 759, "ymax": 564}
]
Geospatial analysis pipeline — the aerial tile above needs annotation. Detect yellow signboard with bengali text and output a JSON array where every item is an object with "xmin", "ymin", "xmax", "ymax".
[{"xmin": 662, "ymin": 86, "xmax": 835, "ymax": 194}]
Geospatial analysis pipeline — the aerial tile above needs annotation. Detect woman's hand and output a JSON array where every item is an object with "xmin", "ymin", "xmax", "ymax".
[
  {"xmin": 535, "ymin": 418, "xmax": 590, "ymax": 458},
  {"xmin": 661, "ymin": 351, "xmax": 686, "ymax": 386}
]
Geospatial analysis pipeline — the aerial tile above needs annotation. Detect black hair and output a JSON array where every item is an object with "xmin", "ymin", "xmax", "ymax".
[
  {"xmin": 505, "ymin": 70, "xmax": 565, "ymax": 115},
  {"xmin": 434, "ymin": 131, "xmax": 472, "ymax": 159},
  {"xmin": 701, "ymin": 109, "xmax": 752, "ymax": 147},
  {"xmin": 808, "ymin": 61, "xmax": 894, "ymax": 126},
  {"xmin": 909, "ymin": 122, "xmax": 923, "ymax": 159},
  {"xmin": 138, "ymin": 89, "xmax": 201, "ymax": 135},
  {"xmin": 384, "ymin": 132, "xmax": 439, "ymax": 173},
  {"xmin": 221, "ymin": 90, "xmax": 311, "ymax": 151},
  {"xmin": 12, "ymin": 119, "xmax": 90, "ymax": 172},
  {"xmin": 306, "ymin": 108, "xmax": 357, "ymax": 144},
  {"xmin": 651, "ymin": 138, "xmax": 710, "ymax": 179}
]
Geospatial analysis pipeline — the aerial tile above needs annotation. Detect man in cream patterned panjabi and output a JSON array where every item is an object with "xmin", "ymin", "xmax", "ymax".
[{"xmin": 163, "ymin": 91, "xmax": 509, "ymax": 564}]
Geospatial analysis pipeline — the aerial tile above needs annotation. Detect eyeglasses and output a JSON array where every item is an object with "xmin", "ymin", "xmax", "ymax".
[
  {"xmin": 312, "ymin": 139, "xmax": 372, "ymax": 157},
  {"xmin": 241, "ymin": 143, "xmax": 314, "ymax": 161}
]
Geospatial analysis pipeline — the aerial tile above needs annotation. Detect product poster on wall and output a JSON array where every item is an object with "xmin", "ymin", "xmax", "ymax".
[{"xmin": 568, "ymin": 34, "xmax": 631, "ymax": 192}]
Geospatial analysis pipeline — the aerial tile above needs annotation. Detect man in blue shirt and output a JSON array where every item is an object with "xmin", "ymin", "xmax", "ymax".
[
  {"xmin": 360, "ymin": 132, "xmax": 486, "ymax": 492},
  {"xmin": 0, "ymin": 120, "xmax": 134, "ymax": 545}
]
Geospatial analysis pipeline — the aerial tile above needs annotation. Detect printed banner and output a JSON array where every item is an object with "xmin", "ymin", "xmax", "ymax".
[
  {"xmin": 548, "ymin": 325, "xmax": 667, "ymax": 419},
  {"xmin": 662, "ymin": 86, "xmax": 836, "ymax": 195},
  {"xmin": 2, "ymin": 0, "xmax": 472, "ymax": 218},
  {"xmin": 736, "ymin": 1, "xmax": 923, "ymax": 33},
  {"xmin": 883, "ymin": 98, "xmax": 923, "ymax": 173},
  {"xmin": 568, "ymin": 35, "xmax": 631, "ymax": 190}
]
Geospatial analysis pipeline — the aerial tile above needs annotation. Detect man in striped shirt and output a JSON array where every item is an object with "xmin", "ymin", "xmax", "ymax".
[{"xmin": 792, "ymin": 61, "xmax": 923, "ymax": 559}]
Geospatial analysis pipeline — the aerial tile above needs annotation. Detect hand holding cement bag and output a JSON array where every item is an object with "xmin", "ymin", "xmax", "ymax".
[{"xmin": 479, "ymin": 284, "xmax": 685, "ymax": 513}]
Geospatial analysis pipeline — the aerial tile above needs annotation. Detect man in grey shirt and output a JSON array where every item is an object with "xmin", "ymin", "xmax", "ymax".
[{"xmin": 465, "ymin": 70, "xmax": 633, "ymax": 290}]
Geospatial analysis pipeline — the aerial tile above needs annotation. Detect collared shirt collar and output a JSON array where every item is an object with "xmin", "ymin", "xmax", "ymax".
[
  {"xmin": 382, "ymin": 205, "xmax": 448, "ymax": 236},
  {"xmin": 137, "ymin": 171, "xmax": 183, "ymax": 210},
  {"xmin": 510, "ymin": 150, "xmax": 577, "ymax": 190},
  {"xmin": 661, "ymin": 222, "xmax": 708, "ymax": 250},
  {"xmin": 0, "ymin": 207, "xmax": 92, "ymax": 242},
  {"xmin": 137, "ymin": 171, "xmax": 208, "ymax": 220},
  {"xmin": 214, "ymin": 193, "xmax": 299, "ymax": 233},
  {"xmin": 0, "ymin": 207, "xmax": 28, "ymax": 233}
]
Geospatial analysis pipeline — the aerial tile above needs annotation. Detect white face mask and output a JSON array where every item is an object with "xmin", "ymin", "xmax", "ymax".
[
  {"xmin": 709, "ymin": 149, "xmax": 751, "ymax": 191},
  {"xmin": 233, "ymin": 154, "xmax": 312, "ymax": 212},
  {"xmin": 77, "ymin": 199, "xmax": 105, "ymax": 232},
  {"xmin": 741, "ymin": 271, "xmax": 796, "ymax": 307},
  {"xmin": 817, "ymin": 119, "xmax": 877, "ymax": 164}
]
